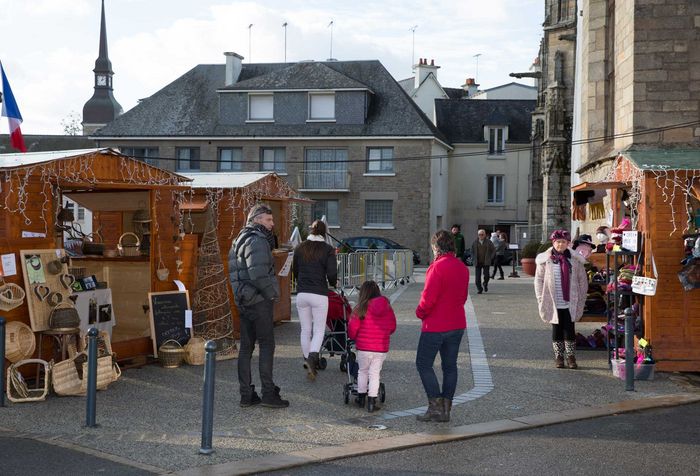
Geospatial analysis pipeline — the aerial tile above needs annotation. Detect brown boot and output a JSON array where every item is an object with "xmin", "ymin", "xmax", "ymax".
[
  {"xmin": 305, "ymin": 352, "xmax": 319, "ymax": 380},
  {"xmin": 416, "ymin": 398, "xmax": 443, "ymax": 422},
  {"xmin": 565, "ymin": 341, "xmax": 578, "ymax": 369},
  {"xmin": 553, "ymin": 341, "xmax": 565, "ymax": 368},
  {"xmin": 439, "ymin": 398, "xmax": 452, "ymax": 422}
]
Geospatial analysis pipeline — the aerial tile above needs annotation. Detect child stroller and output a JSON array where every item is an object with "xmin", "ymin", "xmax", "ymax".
[{"xmin": 319, "ymin": 289, "xmax": 353, "ymax": 371}]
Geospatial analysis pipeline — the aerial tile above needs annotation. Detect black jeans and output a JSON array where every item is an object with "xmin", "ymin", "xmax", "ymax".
[
  {"xmin": 238, "ymin": 299, "xmax": 276, "ymax": 398},
  {"xmin": 474, "ymin": 265, "xmax": 490, "ymax": 292},
  {"xmin": 552, "ymin": 308, "xmax": 576, "ymax": 341},
  {"xmin": 491, "ymin": 256, "xmax": 504, "ymax": 279},
  {"xmin": 415, "ymin": 329, "xmax": 464, "ymax": 400}
]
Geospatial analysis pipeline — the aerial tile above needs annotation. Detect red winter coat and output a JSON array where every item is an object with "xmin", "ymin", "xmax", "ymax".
[
  {"xmin": 348, "ymin": 296, "xmax": 397, "ymax": 353},
  {"xmin": 416, "ymin": 253, "xmax": 469, "ymax": 332}
]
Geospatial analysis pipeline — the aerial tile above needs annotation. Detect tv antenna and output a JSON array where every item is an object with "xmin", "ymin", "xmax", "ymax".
[
  {"xmin": 409, "ymin": 25, "xmax": 418, "ymax": 70},
  {"xmin": 474, "ymin": 53, "xmax": 482, "ymax": 83},
  {"xmin": 328, "ymin": 20, "xmax": 334, "ymax": 59},
  {"xmin": 248, "ymin": 24, "xmax": 254, "ymax": 62},
  {"xmin": 282, "ymin": 22, "xmax": 288, "ymax": 62}
]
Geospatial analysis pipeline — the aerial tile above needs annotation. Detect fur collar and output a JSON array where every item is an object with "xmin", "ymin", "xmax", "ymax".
[
  {"xmin": 535, "ymin": 247, "xmax": 586, "ymax": 266},
  {"xmin": 306, "ymin": 234, "xmax": 326, "ymax": 242}
]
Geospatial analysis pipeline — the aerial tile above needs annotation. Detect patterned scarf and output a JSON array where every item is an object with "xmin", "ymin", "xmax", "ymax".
[
  {"xmin": 251, "ymin": 223, "xmax": 276, "ymax": 250},
  {"xmin": 551, "ymin": 248, "xmax": 572, "ymax": 301}
]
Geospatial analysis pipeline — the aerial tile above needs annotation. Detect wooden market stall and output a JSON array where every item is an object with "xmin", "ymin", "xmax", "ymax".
[
  {"xmin": 0, "ymin": 148, "xmax": 191, "ymax": 363},
  {"xmin": 574, "ymin": 149, "xmax": 700, "ymax": 372}
]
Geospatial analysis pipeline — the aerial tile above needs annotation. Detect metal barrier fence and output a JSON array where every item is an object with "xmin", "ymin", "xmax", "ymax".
[
  {"xmin": 513, "ymin": 223, "xmax": 544, "ymax": 245},
  {"xmin": 291, "ymin": 250, "xmax": 414, "ymax": 293}
]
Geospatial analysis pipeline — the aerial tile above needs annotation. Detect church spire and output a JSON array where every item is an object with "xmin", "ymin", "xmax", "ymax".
[{"xmin": 82, "ymin": 0, "xmax": 122, "ymax": 135}]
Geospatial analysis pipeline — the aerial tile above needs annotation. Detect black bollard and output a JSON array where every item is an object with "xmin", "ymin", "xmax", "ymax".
[
  {"xmin": 85, "ymin": 327, "xmax": 99, "ymax": 427},
  {"xmin": 624, "ymin": 307, "xmax": 635, "ymax": 392},
  {"xmin": 200, "ymin": 340, "xmax": 217, "ymax": 455},
  {"xmin": 1, "ymin": 317, "xmax": 5, "ymax": 407}
]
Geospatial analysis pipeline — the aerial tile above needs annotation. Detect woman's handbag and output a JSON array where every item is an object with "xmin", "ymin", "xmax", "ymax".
[
  {"xmin": 52, "ymin": 351, "xmax": 119, "ymax": 396},
  {"xmin": 632, "ymin": 244, "xmax": 657, "ymax": 296}
]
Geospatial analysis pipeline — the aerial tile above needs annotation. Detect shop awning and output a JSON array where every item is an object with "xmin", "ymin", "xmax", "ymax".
[{"xmin": 571, "ymin": 181, "xmax": 628, "ymax": 192}]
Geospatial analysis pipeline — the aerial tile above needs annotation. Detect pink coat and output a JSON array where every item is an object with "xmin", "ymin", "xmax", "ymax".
[
  {"xmin": 534, "ymin": 248, "xmax": 589, "ymax": 324},
  {"xmin": 416, "ymin": 253, "xmax": 469, "ymax": 332},
  {"xmin": 348, "ymin": 296, "xmax": 396, "ymax": 353}
]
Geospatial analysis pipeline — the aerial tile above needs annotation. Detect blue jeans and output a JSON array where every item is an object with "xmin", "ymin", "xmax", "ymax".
[{"xmin": 415, "ymin": 329, "xmax": 464, "ymax": 400}]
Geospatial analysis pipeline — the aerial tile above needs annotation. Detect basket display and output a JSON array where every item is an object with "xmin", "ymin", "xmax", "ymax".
[
  {"xmin": 81, "ymin": 330, "xmax": 113, "ymax": 358},
  {"xmin": 158, "ymin": 339, "xmax": 185, "ymax": 368},
  {"xmin": 184, "ymin": 337, "xmax": 206, "ymax": 365},
  {"xmin": 82, "ymin": 236, "xmax": 105, "ymax": 256},
  {"xmin": 118, "ymin": 232, "xmax": 141, "ymax": 257},
  {"xmin": 5, "ymin": 321, "xmax": 36, "ymax": 363},
  {"xmin": 0, "ymin": 281, "xmax": 26, "ymax": 312},
  {"xmin": 52, "ymin": 353, "xmax": 115, "ymax": 396},
  {"xmin": 6, "ymin": 359, "xmax": 50, "ymax": 403},
  {"xmin": 48, "ymin": 302, "xmax": 80, "ymax": 329}
]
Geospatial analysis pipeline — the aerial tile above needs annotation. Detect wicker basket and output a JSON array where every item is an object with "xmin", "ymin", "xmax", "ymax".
[
  {"xmin": 48, "ymin": 302, "xmax": 80, "ymax": 329},
  {"xmin": 0, "ymin": 281, "xmax": 26, "ymax": 312},
  {"xmin": 6, "ymin": 359, "xmax": 50, "ymax": 403},
  {"xmin": 52, "ymin": 353, "xmax": 115, "ymax": 396},
  {"xmin": 118, "ymin": 232, "xmax": 141, "ymax": 257},
  {"xmin": 5, "ymin": 321, "xmax": 36, "ymax": 363},
  {"xmin": 158, "ymin": 339, "xmax": 185, "ymax": 368},
  {"xmin": 184, "ymin": 337, "xmax": 206, "ymax": 365},
  {"xmin": 81, "ymin": 330, "xmax": 114, "ymax": 358},
  {"xmin": 82, "ymin": 236, "xmax": 105, "ymax": 255}
]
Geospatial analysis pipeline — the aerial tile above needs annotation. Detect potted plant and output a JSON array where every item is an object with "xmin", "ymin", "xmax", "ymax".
[{"xmin": 520, "ymin": 241, "xmax": 542, "ymax": 276}]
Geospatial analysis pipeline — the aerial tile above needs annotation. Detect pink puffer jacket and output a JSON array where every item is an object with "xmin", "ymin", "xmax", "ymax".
[{"xmin": 348, "ymin": 296, "xmax": 397, "ymax": 353}]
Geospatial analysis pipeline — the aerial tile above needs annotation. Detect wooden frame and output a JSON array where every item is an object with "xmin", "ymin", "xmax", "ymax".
[{"xmin": 19, "ymin": 248, "xmax": 70, "ymax": 332}]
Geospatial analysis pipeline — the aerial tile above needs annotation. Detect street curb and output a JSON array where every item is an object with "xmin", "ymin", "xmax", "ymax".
[{"xmin": 170, "ymin": 393, "xmax": 700, "ymax": 476}]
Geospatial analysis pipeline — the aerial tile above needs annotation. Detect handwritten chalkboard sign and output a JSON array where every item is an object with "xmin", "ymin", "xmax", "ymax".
[{"xmin": 148, "ymin": 291, "xmax": 190, "ymax": 356}]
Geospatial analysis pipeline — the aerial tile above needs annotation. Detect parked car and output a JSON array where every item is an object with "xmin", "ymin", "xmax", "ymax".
[{"xmin": 337, "ymin": 236, "xmax": 421, "ymax": 265}]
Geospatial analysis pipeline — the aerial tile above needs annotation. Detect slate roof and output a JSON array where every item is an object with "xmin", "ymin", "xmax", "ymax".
[
  {"xmin": 397, "ymin": 77, "xmax": 415, "ymax": 95},
  {"xmin": 0, "ymin": 135, "xmax": 95, "ymax": 154},
  {"xmin": 435, "ymin": 99, "xmax": 536, "ymax": 143},
  {"xmin": 444, "ymin": 87, "xmax": 465, "ymax": 99},
  {"xmin": 222, "ymin": 62, "xmax": 371, "ymax": 91},
  {"xmin": 94, "ymin": 60, "xmax": 446, "ymax": 142}
]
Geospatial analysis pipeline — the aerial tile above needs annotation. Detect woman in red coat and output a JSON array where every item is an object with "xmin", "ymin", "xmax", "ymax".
[
  {"xmin": 415, "ymin": 230, "xmax": 469, "ymax": 422},
  {"xmin": 348, "ymin": 280, "xmax": 397, "ymax": 413}
]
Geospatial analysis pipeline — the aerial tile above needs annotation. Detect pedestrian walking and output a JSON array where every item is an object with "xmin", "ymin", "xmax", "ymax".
[
  {"xmin": 229, "ymin": 203, "xmax": 289, "ymax": 408},
  {"xmin": 491, "ymin": 232, "xmax": 507, "ymax": 280},
  {"xmin": 292, "ymin": 220, "xmax": 338, "ymax": 380},
  {"xmin": 534, "ymin": 229, "xmax": 589, "ymax": 369},
  {"xmin": 347, "ymin": 280, "xmax": 396, "ymax": 413},
  {"xmin": 415, "ymin": 230, "xmax": 469, "ymax": 422},
  {"xmin": 451, "ymin": 225, "xmax": 466, "ymax": 264},
  {"xmin": 470, "ymin": 229, "xmax": 495, "ymax": 294}
]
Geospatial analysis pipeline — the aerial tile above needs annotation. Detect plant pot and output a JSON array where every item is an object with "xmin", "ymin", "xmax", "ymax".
[{"xmin": 521, "ymin": 258, "xmax": 537, "ymax": 276}]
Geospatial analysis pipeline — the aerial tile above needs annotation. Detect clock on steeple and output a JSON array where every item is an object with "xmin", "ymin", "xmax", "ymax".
[{"xmin": 82, "ymin": 0, "xmax": 122, "ymax": 135}]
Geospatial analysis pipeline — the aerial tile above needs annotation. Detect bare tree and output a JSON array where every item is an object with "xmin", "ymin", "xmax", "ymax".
[{"xmin": 60, "ymin": 111, "xmax": 82, "ymax": 135}]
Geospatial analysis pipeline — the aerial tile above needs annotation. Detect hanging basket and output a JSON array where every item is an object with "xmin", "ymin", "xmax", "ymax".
[
  {"xmin": 118, "ymin": 232, "xmax": 141, "ymax": 257},
  {"xmin": 5, "ymin": 321, "xmax": 36, "ymax": 363},
  {"xmin": 158, "ymin": 339, "xmax": 185, "ymax": 368},
  {"xmin": 184, "ymin": 337, "xmax": 206, "ymax": 365},
  {"xmin": 48, "ymin": 302, "xmax": 80, "ymax": 330},
  {"xmin": 0, "ymin": 281, "xmax": 26, "ymax": 312}
]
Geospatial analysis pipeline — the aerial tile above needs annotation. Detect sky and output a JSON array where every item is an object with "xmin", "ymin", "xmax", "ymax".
[{"xmin": 0, "ymin": 0, "xmax": 543, "ymax": 134}]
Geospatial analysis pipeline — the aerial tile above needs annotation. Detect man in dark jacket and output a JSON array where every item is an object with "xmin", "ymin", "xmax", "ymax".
[
  {"xmin": 451, "ymin": 225, "xmax": 466, "ymax": 264},
  {"xmin": 470, "ymin": 229, "xmax": 495, "ymax": 294},
  {"xmin": 229, "ymin": 204, "xmax": 288, "ymax": 408}
]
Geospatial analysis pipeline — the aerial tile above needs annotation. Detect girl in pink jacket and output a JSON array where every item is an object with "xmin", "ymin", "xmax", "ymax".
[{"xmin": 348, "ymin": 280, "xmax": 397, "ymax": 413}]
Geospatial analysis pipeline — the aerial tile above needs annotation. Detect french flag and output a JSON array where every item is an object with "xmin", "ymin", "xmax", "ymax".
[{"xmin": 1, "ymin": 62, "xmax": 27, "ymax": 153}]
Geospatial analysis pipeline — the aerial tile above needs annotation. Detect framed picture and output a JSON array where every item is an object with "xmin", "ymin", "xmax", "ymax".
[{"xmin": 81, "ymin": 276, "xmax": 96, "ymax": 290}]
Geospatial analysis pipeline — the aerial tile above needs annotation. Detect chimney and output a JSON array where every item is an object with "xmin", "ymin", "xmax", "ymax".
[
  {"xmin": 414, "ymin": 57, "xmax": 440, "ymax": 89},
  {"xmin": 224, "ymin": 52, "xmax": 244, "ymax": 86},
  {"xmin": 461, "ymin": 77, "xmax": 479, "ymax": 97}
]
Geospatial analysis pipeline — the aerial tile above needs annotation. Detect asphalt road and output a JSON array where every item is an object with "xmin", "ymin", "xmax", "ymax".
[{"xmin": 260, "ymin": 402, "xmax": 700, "ymax": 476}]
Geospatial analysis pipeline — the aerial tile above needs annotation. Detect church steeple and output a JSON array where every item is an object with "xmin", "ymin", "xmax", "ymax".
[{"xmin": 82, "ymin": 0, "xmax": 122, "ymax": 135}]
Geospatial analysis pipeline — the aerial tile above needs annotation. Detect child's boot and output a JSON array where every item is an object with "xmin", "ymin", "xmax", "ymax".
[
  {"xmin": 367, "ymin": 396, "xmax": 379, "ymax": 413},
  {"xmin": 355, "ymin": 393, "xmax": 366, "ymax": 408},
  {"xmin": 564, "ymin": 341, "xmax": 578, "ymax": 369},
  {"xmin": 553, "ymin": 341, "xmax": 565, "ymax": 368}
]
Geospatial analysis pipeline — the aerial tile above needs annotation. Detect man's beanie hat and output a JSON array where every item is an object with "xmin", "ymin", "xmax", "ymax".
[{"xmin": 247, "ymin": 203, "xmax": 273, "ymax": 223}]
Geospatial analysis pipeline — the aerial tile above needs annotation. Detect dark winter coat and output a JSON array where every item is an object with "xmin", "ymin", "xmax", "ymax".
[
  {"xmin": 292, "ymin": 239, "xmax": 338, "ymax": 296},
  {"xmin": 228, "ymin": 225, "xmax": 280, "ymax": 307},
  {"xmin": 471, "ymin": 238, "xmax": 495, "ymax": 267}
]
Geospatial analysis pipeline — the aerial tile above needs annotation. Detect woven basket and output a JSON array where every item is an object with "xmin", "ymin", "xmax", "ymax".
[
  {"xmin": 5, "ymin": 321, "xmax": 36, "ymax": 363},
  {"xmin": 82, "ymin": 236, "xmax": 105, "ymax": 255},
  {"xmin": 0, "ymin": 281, "xmax": 26, "ymax": 312},
  {"xmin": 6, "ymin": 359, "xmax": 50, "ymax": 403},
  {"xmin": 118, "ymin": 232, "xmax": 141, "ymax": 257},
  {"xmin": 52, "ymin": 353, "xmax": 115, "ymax": 396},
  {"xmin": 158, "ymin": 339, "xmax": 185, "ymax": 368},
  {"xmin": 48, "ymin": 302, "xmax": 80, "ymax": 329},
  {"xmin": 81, "ymin": 330, "xmax": 114, "ymax": 358},
  {"xmin": 184, "ymin": 337, "xmax": 206, "ymax": 365}
]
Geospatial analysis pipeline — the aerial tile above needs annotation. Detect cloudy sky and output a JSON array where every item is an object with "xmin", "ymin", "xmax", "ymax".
[{"xmin": 0, "ymin": 0, "xmax": 543, "ymax": 134}]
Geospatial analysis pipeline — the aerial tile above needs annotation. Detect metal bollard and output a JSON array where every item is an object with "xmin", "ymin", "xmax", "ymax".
[
  {"xmin": 199, "ymin": 340, "xmax": 217, "ymax": 455},
  {"xmin": 85, "ymin": 327, "xmax": 99, "ymax": 427},
  {"xmin": 1, "ymin": 317, "xmax": 5, "ymax": 407},
  {"xmin": 624, "ymin": 307, "xmax": 635, "ymax": 392}
]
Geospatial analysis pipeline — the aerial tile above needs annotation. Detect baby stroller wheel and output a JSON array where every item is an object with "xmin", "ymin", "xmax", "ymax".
[
  {"xmin": 318, "ymin": 357, "xmax": 328, "ymax": 370},
  {"xmin": 343, "ymin": 384, "xmax": 350, "ymax": 404},
  {"xmin": 340, "ymin": 354, "xmax": 347, "ymax": 372},
  {"xmin": 379, "ymin": 383, "xmax": 386, "ymax": 403}
]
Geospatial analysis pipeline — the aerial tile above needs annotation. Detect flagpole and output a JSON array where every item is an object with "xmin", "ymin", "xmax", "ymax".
[
  {"xmin": 282, "ymin": 22, "xmax": 288, "ymax": 63},
  {"xmin": 248, "ymin": 24, "xmax": 254, "ymax": 62}
]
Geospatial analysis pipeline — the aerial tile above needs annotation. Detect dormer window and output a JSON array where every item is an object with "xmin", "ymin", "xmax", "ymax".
[
  {"xmin": 248, "ymin": 93, "xmax": 273, "ymax": 121},
  {"xmin": 485, "ymin": 126, "xmax": 507, "ymax": 156},
  {"xmin": 308, "ymin": 93, "xmax": 335, "ymax": 121}
]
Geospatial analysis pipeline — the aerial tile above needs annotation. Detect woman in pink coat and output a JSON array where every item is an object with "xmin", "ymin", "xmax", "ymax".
[
  {"xmin": 534, "ymin": 229, "xmax": 589, "ymax": 369},
  {"xmin": 348, "ymin": 280, "xmax": 397, "ymax": 413}
]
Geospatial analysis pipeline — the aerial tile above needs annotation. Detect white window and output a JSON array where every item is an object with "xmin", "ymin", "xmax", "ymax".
[
  {"xmin": 487, "ymin": 175, "xmax": 505, "ymax": 204},
  {"xmin": 367, "ymin": 147, "xmax": 394, "ymax": 173},
  {"xmin": 312, "ymin": 200, "xmax": 339, "ymax": 227},
  {"xmin": 487, "ymin": 126, "xmax": 506, "ymax": 155},
  {"xmin": 365, "ymin": 200, "xmax": 393, "ymax": 227},
  {"xmin": 249, "ymin": 94, "xmax": 273, "ymax": 121},
  {"xmin": 261, "ymin": 147, "xmax": 286, "ymax": 172},
  {"xmin": 219, "ymin": 148, "xmax": 242, "ymax": 171},
  {"xmin": 308, "ymin": 93, "xmax": 335, "ymax": 120}
]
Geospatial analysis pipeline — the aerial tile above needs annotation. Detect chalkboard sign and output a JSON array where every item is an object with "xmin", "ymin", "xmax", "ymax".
[{"xmin": 148, "ymin": 291, "xmax": 191, "ymax": 356}]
